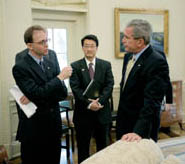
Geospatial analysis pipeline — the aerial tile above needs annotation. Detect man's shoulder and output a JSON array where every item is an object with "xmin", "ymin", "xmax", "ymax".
[
  {"xmin": 16, "ymin": 48, "xmax": 28, "ymax": 55},
  {"xmin": 16, "ymin": 48, "xmax": 28, "ymax": 59},
  {"xmin": 143, "ymin": 48, "xmax": 168, "ymax": 71},
  {"xmin": 96, "ymin": 58, "xmax": 111, "ymax": 65},
  {"xmin": 15, "ymin": 48, "xmax": 29, "ymax": 64},
  {"xmin": 141, "ymin": 46, "xmax": 165, "ymax": 63},
  {"xmin": 71, "ymin": 58, "xmax": 85, "ymax": 66},
  {"xmin": 13, "ymin": 57, "xmax": 28, "ymax": 72},
  {"xmin": 149, "ymin": 50, "xmax": 166, "ymax": 62},
  {"xmin": 48, "ymin": 49, "xmax": 57, "ymax": 56}
]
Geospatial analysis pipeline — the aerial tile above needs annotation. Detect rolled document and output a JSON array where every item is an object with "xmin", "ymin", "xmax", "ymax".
[{"xmin": 10, "ymin": 85, "xmax": 37, "ymax": 118}]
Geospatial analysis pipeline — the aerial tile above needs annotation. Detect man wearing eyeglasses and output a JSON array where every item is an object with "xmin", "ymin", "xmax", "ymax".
[
  {"xmin": 70, "ymin": 34, "xmax": 114, "ymax": 163},
  {"xmin": 12, "ymin": 25, "xmax": 72, "ymax": 164}
]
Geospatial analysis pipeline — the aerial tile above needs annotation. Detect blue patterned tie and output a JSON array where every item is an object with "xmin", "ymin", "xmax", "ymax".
[{"xmin": 39, "ymin": 61, "xmax": 45, "ymax": 72}]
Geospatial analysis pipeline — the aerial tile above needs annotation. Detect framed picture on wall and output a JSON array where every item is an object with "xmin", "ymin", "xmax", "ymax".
[{"xmin": 114, "ymin": 8, "xmax": 169, "ymax": 58}]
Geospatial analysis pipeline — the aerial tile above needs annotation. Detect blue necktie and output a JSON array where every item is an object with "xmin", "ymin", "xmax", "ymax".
[{"xmin": 39, "ymin": 61, "xmax": 45, "ymax": 72}]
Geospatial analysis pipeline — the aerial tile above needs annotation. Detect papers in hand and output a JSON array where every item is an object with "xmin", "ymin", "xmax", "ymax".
[
  {"xmin": 9, "ymin": 85, "xmax": 37, "ymax": 118},
  {"xmin": 83, "ymin": 79, "xmax": 100, "ymax": 99}
]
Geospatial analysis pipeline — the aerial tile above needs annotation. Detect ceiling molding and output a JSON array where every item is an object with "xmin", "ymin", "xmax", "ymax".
[{"xmin": 32, "ymin": 0, "xmax": 86, "ymax": 5}]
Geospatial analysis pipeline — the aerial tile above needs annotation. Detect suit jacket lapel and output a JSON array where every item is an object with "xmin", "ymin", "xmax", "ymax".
[
  {"xmin": 42, "ymin": 59, "xmax": 55, "ymax": 80},
  {"xmin": 24, "ymin": 54, "xmax": 48, "ymax": 82},
  {"xmin": 94, "ymin": 58, "xmax": 101, "ymax": 80},
  {"xmin": 80, "ymin": 58, "xmax": 91, "ymax": 85},
  {"xmin": 124, "ymin": 46, "xmax": 152, "ymax": 88},
  {"xmin": 121, "ymin": 53, "xmax": 132, "ymax": 88}
]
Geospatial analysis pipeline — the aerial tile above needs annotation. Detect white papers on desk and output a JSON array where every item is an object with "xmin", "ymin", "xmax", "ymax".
[{"xmin": 9, "ymin": 85, "xmax": 37, "ymax": 118}]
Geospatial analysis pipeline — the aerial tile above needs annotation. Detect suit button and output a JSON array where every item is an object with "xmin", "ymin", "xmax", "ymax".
[{"xmin": 50, "ymin": 108, "xmax": 54, "ymax": 112}]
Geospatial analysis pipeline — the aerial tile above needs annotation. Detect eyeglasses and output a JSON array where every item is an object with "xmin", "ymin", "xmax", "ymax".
[
  {"xmin": 32, "ymin": 39, "xmax": 50, "ymax": 46},
  {"xmin": 83, "ymin": 45, "xmax": 97, "ymax": 49}
]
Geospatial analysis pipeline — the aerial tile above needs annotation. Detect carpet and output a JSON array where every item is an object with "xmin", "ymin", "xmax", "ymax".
[{"xmin": 158, "ymin": 136, "xmax": 185, "ymax": 162}]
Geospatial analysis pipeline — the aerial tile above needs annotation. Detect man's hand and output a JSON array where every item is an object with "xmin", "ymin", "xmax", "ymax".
[
  {"xmin": 121, "ymin": 133, "xmax": 142, "ymax": 142},
  {"xmin": 88, "ymin": 98, "xmax": 104, "ymax": 111},
  {"xmin": 57, "ymin": 66, "xmax": 73, "ymax": 80},
  {"xmin": 20, "ymin": 96, "xmax": 30, "ymax": 105}
]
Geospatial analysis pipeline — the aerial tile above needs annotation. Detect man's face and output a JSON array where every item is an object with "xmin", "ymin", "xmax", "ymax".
[
  {"xmin": 122, "ymin": 27, "xmax": 140, "ymax": 54},
  {"xmin": 28, "ymin": 30, "xmax": 48, "ymax": 58},
  {"xmin": 82, "ymin": 39, "xmax": 98, "ymax": 61}
]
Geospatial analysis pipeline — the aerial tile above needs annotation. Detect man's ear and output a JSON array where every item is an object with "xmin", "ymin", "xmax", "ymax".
[{"xmin": 137, "ymin": 38, "xmax": 145, "ymax": 47}]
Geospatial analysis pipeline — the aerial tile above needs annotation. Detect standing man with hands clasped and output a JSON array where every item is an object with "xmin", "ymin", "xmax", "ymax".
[
  {"xmin": 12, "ymin": 25, "xmax": 72, "ymax": 164},
  {"xmin": 116, "ymin": 19, "xmax": 169, "ymax": 143},
  {"xmin": 70, "ymin": 34, "xmax": 114, "ymax": 163}
]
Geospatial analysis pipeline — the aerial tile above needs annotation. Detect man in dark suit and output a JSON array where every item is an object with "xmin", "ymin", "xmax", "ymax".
[
  {"xmin": 15, "ymin": 49, "xmax": 61, "ymax": 138},
  {"xmin": 15, "ymin": 48, "xmax": 61, "ymax": 124},
  {"xmin": 12, "ymin": 25, "xmax": 72, "ymax": 164},
  {"xmin": 70, "ymin": 34, "xmax": 114, "ymax": 163},
  {"xmin": 116, "ymin": 19, "xmax": 169, "ymax": 142}
]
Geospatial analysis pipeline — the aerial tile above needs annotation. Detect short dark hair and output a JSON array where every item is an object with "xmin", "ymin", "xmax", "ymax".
[
  {"xmin": 126, "ymin": 19, "xmax": 152, "ymax": 45},
  {"xmin": 24, "ymin": 25, "xmax": 46, "ymax": 44},
  {"xmin": 81, "ymin": 34, "xmax": 99, "ymax": 47}
]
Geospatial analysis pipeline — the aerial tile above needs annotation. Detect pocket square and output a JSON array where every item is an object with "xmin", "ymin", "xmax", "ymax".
[{"xmin": 81, "ymin": 68, "xmax": 85, "ymax": 71}]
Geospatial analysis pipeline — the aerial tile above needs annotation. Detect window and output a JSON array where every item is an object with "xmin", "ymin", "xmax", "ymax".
[{"xmin": 47, "ymin": 28, "xmax": 69, "ymax": 87}]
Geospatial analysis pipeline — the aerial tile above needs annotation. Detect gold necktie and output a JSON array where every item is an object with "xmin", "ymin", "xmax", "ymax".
[{"xmin": 122, "ymin": 56, "xmax": 136, "ymax": 90}]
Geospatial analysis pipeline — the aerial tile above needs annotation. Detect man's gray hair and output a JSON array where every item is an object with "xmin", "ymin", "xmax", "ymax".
[{"xmin": 126, "ymin": 19, "xmax": 153, "ymax": 45}]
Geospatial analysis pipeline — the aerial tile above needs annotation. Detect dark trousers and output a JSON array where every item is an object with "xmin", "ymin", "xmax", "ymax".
[
  {"xmin": 75, "ymin": 119, "xmax": 109, "ymax": 164},
  {"xmin": 150, "ymin": 114, "xmax": 160, "ymax": 142},
  {"xmin": 20, "ymin": 138, "xmax": 61, "ymax": 164}
]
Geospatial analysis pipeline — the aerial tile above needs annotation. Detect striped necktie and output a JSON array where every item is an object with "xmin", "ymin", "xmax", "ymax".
[
  {"xmin": 122, "ymin": 55, "xmax": 136, "ymax": 90},
  {"xmin": 89, "ymin": 63, "xmax": 94, "ymax": 79}
]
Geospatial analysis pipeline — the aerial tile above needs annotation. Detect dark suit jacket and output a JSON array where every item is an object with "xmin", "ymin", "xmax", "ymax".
[
  {"xmin": 117, "ymin": 45, "xmax": 169, "ymax": 139},
  {"xmin": 16, "ymin": 48, "xmax": 60, "ymax": 74},
  {"xmin": 70, "ymin": 58, "xmax": 114, "ymax": 125},
  {"xmin": 12, "ymin": 52, "xmax": 67, "ymax": 142}
]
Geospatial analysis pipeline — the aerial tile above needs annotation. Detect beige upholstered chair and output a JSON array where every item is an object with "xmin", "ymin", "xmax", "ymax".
[
  {"xmin": 160, "ymin": 80, "xmax": 183, "ymax": 129},
  {"xmin": 81, "ymin": 139, "xmax": 182, "ymax": 164}
]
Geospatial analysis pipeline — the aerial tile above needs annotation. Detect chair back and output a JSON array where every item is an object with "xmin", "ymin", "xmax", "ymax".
[
  {"xmin": 160, "ymin": 80, "xmax": 183, "ymax": 127},
  {"xmin": 59, "ymin": 93, "xmax": 75, "ymax": 158},
  {"xmin": 172, "ymin": 80, "xmax": 183, "ymax": 118},
  {"xmin": 59, "ymin": 100, "xmax": 71, "ymax": 127}
]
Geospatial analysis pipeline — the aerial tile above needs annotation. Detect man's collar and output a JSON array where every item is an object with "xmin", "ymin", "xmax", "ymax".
[
  {"xmin": 85, "ymin": 57, "xmax": 96, "ymax": 66},
  {"xmin": 28, "ymin": 51, "xmax": 44, "ymax": 64},
  {"xmin": 134, "ymin": 44, "xmax": 150, "ymax": 61}
]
